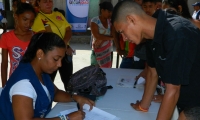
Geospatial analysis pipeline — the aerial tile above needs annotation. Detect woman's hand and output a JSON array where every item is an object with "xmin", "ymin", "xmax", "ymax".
[
  {"xmin": 73, "ymin": 95, "xmax": 95, "ymax": 111},
  {"xmin": 152, "ymin": 95, "xmax": 163, "ymax": 103},
  {"xmin": 93, "ymin": 39, "xmax": 104, "ymax": 49},
  {"xmin": 68, "ymin": 110, "xmax": 85, "ymax": 120},
  {"xmin": 116, "ymin": 48, "xmax": 127, "ymax": 57}
]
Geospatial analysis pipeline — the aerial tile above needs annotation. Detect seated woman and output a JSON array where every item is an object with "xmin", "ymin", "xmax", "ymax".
[{"xmin": 0, "ymin": 32, "xmax": 94, "ymax": 120}]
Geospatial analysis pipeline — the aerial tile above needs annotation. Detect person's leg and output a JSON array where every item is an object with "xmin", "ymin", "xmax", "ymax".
[
  {"xmin": 111, "ymin": 51, "xmax": 113, "ymax": 67},
  {"xmin": 58, "ymin": 56, "xmax": 73, "ymax": 91},
  {"xmin": 133, "ymin": 59, "xmax": 146, "ymax": 69},
  {"xmin": 120, "ymin": 57, "xmax": 134, "ymax": 69}
]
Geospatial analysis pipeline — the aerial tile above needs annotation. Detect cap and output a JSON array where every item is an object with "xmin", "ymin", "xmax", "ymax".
[
  {"xmin": 99, "ymin": 2, "xmax": 113, "ymax": 11},
  {"xmin": 192, "ymin": 2, "xmax": 200, "ymax": 6}
]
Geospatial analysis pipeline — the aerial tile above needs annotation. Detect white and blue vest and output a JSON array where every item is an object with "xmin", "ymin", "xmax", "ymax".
[{"xmin": 0, "ymin": 62, "xmax": 55, "ymax": 120}]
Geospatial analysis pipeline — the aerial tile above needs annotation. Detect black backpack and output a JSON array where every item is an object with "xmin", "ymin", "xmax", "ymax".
[{"xmin": 67, "ymin": 66, "xmax": 107, "ymax": 97}]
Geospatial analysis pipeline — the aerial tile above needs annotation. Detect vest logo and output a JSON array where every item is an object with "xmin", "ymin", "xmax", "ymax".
[
  {"xmin": 40, "ymin": 109, "xmax": 47, "ymax": 118},
  {"xmin": 158, "ymin": 56, "xmax": 166, "ymax": 61}
]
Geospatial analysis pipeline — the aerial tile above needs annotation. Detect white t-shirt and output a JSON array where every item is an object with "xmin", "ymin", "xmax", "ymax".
[
  {"xmin": 9, "ymin": 80, "xmax": 51, "ymax": 109},
  {"xmin": 192, "ymin": 10, "xmax": 200, "ymax": 20},
  {"xmin": 91, "ymin": 16, "xmax": 113, "ymax": 49}
]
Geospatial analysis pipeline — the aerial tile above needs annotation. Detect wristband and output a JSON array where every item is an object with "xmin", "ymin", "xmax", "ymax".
[
  {"xmin": 138, "ymin": 104, "xmax": 148, "ymax": 112},
  {"xmin": 66, "ymin": 116, "xmax": 70, "ymax": 120},
  {"xmin": 59, "ymin": 115, "xmax": 70, "ymax": 120},
  {"xmin": 59, "ymin": 114, "xmax": 66, "ymax": 120}
]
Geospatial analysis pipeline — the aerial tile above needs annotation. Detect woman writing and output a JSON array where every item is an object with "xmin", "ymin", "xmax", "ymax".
[
  {"xmin": 32, "ymin": 0, "xmax": 73, "ymax": 91},
  {"xmin": 0, "ymin": 32, "xmax": 94, "ymax": 120},
  {"xmin": 0, "ymin": 2, "xmax": 36, "ymax": 87}
]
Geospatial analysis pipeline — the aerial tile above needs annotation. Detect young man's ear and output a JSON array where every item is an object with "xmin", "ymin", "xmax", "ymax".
[
  {"xmin": 126, "ymin": 15, "xmax": 136, "ymax": 25},
  {"xmin": 178, "ymin": 5, "xmax": 182, "ymax": 13}
]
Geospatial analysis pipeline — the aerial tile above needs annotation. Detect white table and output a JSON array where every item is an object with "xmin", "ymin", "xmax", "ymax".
[{"xmin": 46, "ymin": 68, "xmax": 178, "ymax": 120}]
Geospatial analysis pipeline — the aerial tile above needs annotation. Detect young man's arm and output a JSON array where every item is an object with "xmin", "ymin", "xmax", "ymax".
[
  {"xmin": 131, "ymin": 65, "xmax": 158, "ymax": 110},
  {"xmin": 140, "ymin": 65, "xmax": 158, "ymax": 108},
  {"xmin": 156, "ymin": 83, "xmax": 180, "ymax": 120}
]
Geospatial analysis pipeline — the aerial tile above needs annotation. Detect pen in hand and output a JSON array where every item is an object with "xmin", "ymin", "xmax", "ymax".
[{"xmin": 133, "ymin": 79, "xmax": 138, "ymax": 88}]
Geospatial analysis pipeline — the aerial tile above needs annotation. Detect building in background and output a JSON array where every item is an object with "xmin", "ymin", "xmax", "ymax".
[{"xmin": 3, "ymin": 0, "xmax": 200, "ymax": 30}]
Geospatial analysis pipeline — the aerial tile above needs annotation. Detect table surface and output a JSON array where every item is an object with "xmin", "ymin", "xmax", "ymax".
[{"xmin": 46, "ymin": 68, "xmax": 178, "ymax": 120}]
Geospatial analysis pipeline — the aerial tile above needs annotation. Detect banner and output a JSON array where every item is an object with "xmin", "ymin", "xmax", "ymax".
[{"xmin": 66, "ymin": 0, "xmax": 90, "ymax": 32}]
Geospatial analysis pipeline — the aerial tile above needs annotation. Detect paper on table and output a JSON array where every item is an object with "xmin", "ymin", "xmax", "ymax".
[
  {"xmin": 135, "ymin": 77, "xmax": 145, "ymax": 89},
  {"xmin": 117, "ymin": 76, "xmax": 134, "ymax": 87},
  {"xmin": 137, "ymin": 77, "xmax": 145, "ymax": 84},
  {"xmin": 59, "ymin": 104, "xmax": 120, "ymax": 120}
]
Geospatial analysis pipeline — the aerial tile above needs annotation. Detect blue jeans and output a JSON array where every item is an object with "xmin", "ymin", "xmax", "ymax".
[
  {"xmin": 120, "ymin": 57, "xmax": 134, "ymax": 69},
  {"xmin": 120, "ymin": 57, "xmax": 145, "ymax": 69}
]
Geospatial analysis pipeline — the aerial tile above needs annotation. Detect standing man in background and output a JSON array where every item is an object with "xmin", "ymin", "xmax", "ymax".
[{"xmin": 192, "ymin": 2, "xmax": 200, "ymax": 20}]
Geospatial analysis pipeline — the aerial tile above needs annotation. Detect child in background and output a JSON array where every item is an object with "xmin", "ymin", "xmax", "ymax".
[
  {"xmin": 0, "ymin": 2, "xmax": 36, "ymax": 87},
  {"xmin": 117, "ymin": 34, "xmax": 136, "ymax": 69}
]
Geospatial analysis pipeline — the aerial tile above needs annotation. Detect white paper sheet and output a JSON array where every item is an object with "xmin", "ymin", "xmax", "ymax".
[
  {"xmin": 116, "ymin": 76, "xmax": 134, "ymax": 88},
  {"xmin": 135, "ymin": 77, "xmax": 145, "ymax": 89},
  {"xmin": 137, "ymin": 77, "xmax": 145, "ymax": 84},
  {"xmin": 59, "ymin": 104, "xmax": 120, "ymax": 120}
]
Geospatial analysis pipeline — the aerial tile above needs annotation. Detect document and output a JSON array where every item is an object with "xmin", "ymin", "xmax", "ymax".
[
  {"xmin": 59, "ymin": 104, "xmax": 120, "ymax": 120},
  {"xmin": 135, "ymin": 77, "xmax": 145, "ymax": 89},
  {"xmin": 117, "ymin": 76, "xmax": 134, "ymax": 88}
]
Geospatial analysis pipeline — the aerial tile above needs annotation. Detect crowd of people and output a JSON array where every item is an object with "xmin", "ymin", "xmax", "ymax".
[
  {"xmin": 0, "ymin": 0, "xmax": 93, "ymax": 120},
  {"xmin": 0, "ymin": 0, "xmax": 200, "ymax": 120}
]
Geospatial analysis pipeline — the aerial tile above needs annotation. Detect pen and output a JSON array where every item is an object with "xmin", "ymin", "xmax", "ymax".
[{"xmin": 133, "ymin": 79, "xmax": 138, "ymax": 88}]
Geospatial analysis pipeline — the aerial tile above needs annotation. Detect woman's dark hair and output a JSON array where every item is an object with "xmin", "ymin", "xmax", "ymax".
[
  {"xmin": 99, "ymin": 1, "xmax": 113, "ymax": 12},
  {"xmin": 15, "ymin": 2, "xmax": 36, "ymax": 16},
  {"xmin": 21, "ymin": 32, "xmax": 66, "ymax": 63},
  {"xmin": 163, "ymin": 0, "xmax": 192, "ymax": 19}
]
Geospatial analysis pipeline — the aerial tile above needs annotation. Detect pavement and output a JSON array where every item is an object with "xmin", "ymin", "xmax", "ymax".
[{"xmin": 0, "ymin": 42, "xmax": 120, "ymax": 91}]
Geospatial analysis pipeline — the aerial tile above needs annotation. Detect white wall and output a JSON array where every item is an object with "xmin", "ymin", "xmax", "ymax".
[
  {"xmin": 53, "ymin": 0, "xmax": 66, "ymax": 11},
  {"xmin": 112, "ymin": 0, "xmax": 118, "ymax": 6}
]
